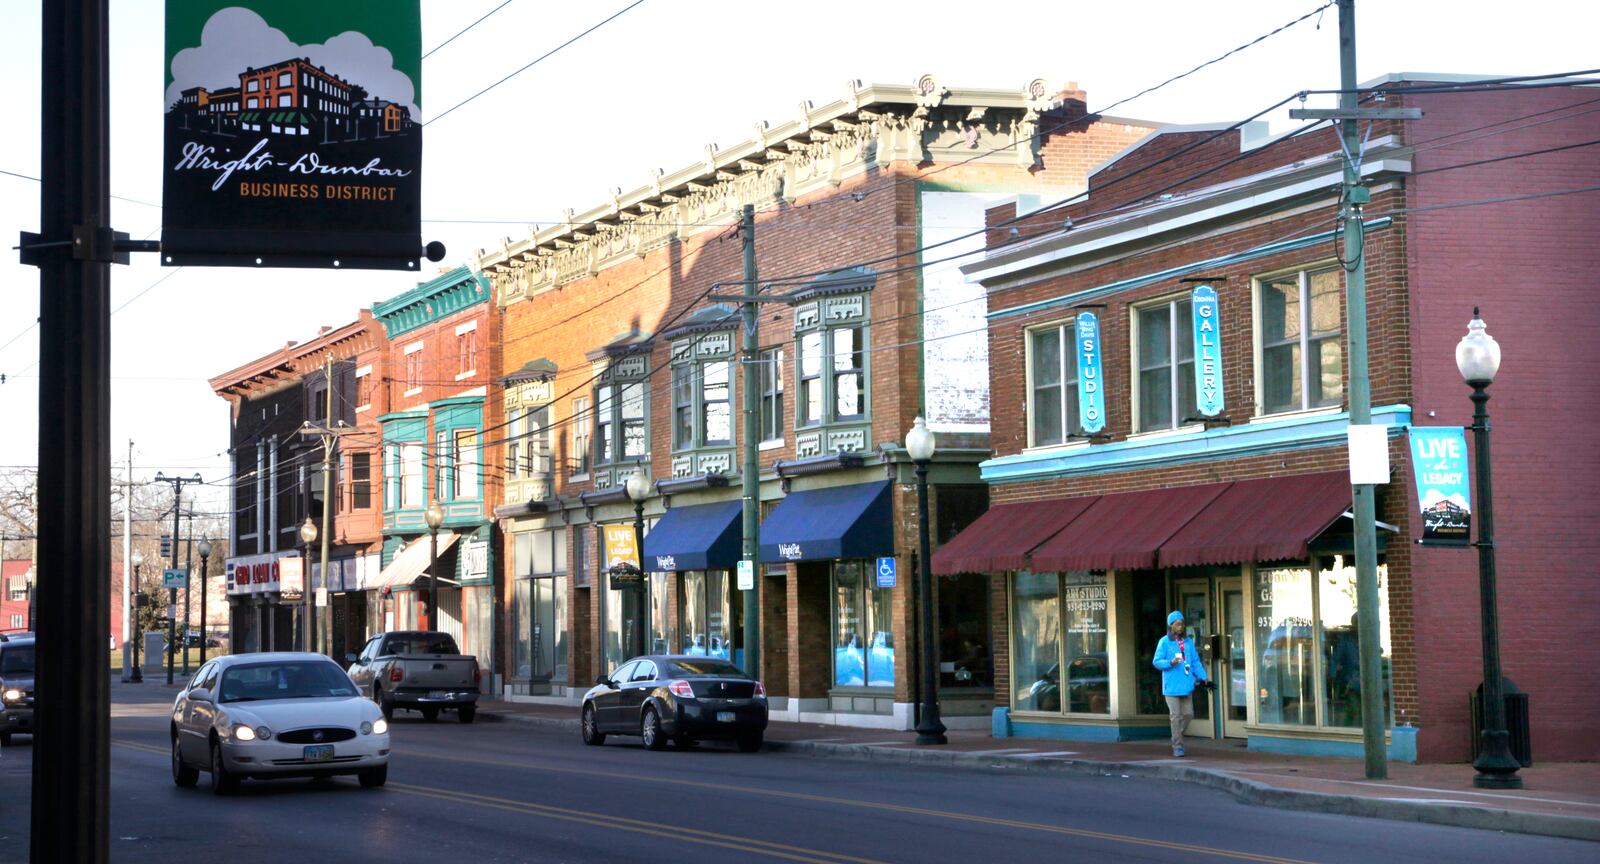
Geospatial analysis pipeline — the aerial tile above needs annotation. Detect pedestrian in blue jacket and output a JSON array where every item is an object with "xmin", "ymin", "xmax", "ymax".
[{"xmin": 1152, "ymin": 610, "xmax": 1209, "ymax": 756}]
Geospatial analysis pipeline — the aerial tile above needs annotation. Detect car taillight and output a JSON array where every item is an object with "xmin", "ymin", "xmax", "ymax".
[
  {"xmin": 473, "ymin": 662, "xmax": 482, "ymax": 684},
  {"xmin": 667, "ymin": 679, "xmax": 694, "ymax": 698},
  {"xmin": 753, "ymin": 680, "xmax": 765, "ymax": 698},
  {"xmin": 389, "ymin": 667, "xmax": 403, "ymax": 682}
]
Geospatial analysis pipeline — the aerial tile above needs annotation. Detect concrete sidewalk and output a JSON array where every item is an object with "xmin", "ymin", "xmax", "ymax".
[{"xmin": 473, "ymin": 697, "xmax": 1600, "ymax": 843}]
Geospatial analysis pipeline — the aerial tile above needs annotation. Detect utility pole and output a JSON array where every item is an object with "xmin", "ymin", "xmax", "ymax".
[
  {"xmin": 738, "ymin": 204, "xmax": 762, "ymax": 682},
  {"xmin": 153, "ymin": 473, "xmax": 201, "ymax": 686},
  {"xmin": 299, "ymin": 353, "xmax": 347, "ymax": 658},
  {"xmin": 120, "ymin": 441, "xmax": 132, "ymax": 682}
]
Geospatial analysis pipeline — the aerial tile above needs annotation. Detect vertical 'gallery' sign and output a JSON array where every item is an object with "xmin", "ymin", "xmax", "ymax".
[
  {"xmin": 161, "ymin": 1, "xmax": 423, "ymax": 269},
  {"xmin": 1074, "ymin": 311, "xmax": 1106, "ymax": 434},
  {"xmin": 1409, "ymin": 427, "xmax": 1472, "ymax": 545},
  {"xmin": 1190, "ymin": 285, "xmax": 1224, "ymax": 417}
]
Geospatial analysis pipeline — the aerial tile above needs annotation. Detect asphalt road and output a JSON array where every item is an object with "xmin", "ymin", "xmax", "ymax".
[{"xmin": 0, "ymin": 689, "xmax": 1594, "ymax": 863}]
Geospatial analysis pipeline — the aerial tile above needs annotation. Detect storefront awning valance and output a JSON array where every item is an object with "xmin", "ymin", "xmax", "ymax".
[
  {"xmin": 931, "ymin": 497, "xmax": 1098, "ymax": 575},
  {"xmin": 371, "ymin": 531, "xmax": 460, "ymax": 592},
  {"xmin": 642, "ymin": 500, "xmax": 743, "ymax": 572},
  {"xmin": 759, "ymin": 480, "xmax": 892, "ymax": 564},
  {"xmin": 1030, "ymin": 484, "xmax": 1228, "ymax": 572},
  {"xmin": 1157, "ymin": 472, "xmax": 1353, "ymax": 567}
]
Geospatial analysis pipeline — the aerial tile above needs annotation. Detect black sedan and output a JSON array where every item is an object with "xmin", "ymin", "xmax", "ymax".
[{"xmin": 580, "ymin": 655, "xmax": 767, "ymax": 752}]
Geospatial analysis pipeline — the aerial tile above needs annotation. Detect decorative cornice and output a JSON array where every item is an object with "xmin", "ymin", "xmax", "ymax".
[
  {"xmin": 371, "ymin": 266, "xmax": 490, "ymax": 339},
  {"xmin": 660, "ymin": 304, "xmax": 739, "ymax": 340},
  {"xmin": 502, "ymin": 358, "xmax": 558, "ymax": 385},
  {"xmin": 584, "ymin": 330, "xmax": 654, "ymax": 363},
  {"xmin": 785, "ymin": 266, "xmax": 877, "ymax": 304},
  {"xmin": 774, "ymin": 451, "xmax": 866, "ymax": 478},
  {"xmin": 655, "ymin": 473, "xmax": 731, "ymax": 496}
]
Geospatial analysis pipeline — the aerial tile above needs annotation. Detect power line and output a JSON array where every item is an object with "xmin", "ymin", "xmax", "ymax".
[
  {"xmin": 426, "ymin": 0, "xmax": 647, "ymax": 127},
  {"xmin": 424, "ymin": 0, "xmax": 517, "ymax": 59}
]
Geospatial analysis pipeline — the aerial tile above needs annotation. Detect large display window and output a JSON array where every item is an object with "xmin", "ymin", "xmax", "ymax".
[
  {"xmin": 1010, "ymin": 571, "xmax": 1109, "ymax": 716},
  {"xmin": 679, "ymin": 570, "xmax": 732, "ymax": 659},
  {"xmin": 832, "ymin": 560, "xmax": 893, "ymax": 688}
]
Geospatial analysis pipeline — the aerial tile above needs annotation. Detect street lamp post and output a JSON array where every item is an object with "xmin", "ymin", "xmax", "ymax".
[
  {"xmin": 299, "ymin": 517, "xmax": 318, "ymax": 653},
  {"xmin": 197, "ymin": 539, "xmax": 212, "ymax": 665},
  {"xmin": 129, "ymin": 550, "xmax": 144, "ymax": 683},
  {"xmin": 625, "ymin": 466, "xmax": 650, "ymax": 659},
  {"xmin": 1456, "ymin": 308, "xmax": 1522, "ymax": 790},
  {"xmin": 906, "ymin": 416, "xmax": 947, "ymax": 745},
  {"xmin": 425, "ymin": 501, "xmax": 444, "ymax": 630}
]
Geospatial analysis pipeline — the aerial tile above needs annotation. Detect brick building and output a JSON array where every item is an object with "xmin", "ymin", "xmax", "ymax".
[
  {"xmin": 209, "ymin": 313, "xmax": 386, "ymax": 657},
  {"xmin": 368, "ymin": 267, "xmax": 501, "ymax": 682},
  {"xmin": 476, "ymin": 76, "xmax": 1159, "ymax": 729},
  {"xmin": 941, "ymin": 74, "xmax": 1600, "ymax": 761}
]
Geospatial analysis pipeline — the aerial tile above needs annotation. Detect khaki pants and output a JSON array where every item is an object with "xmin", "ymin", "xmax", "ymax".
[{"xmin": 1165, "ymin": 695, "xmax": 1194, "ymax": 750}]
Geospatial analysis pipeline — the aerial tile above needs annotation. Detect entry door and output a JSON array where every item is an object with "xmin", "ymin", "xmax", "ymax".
[
  {"xmin": 1174, "ymin": 580, "xmax": 1215, "ymax": 737},
  {"xmin": 1216, "ymin": 579, "xmax": 1248, "ymax": 739}
]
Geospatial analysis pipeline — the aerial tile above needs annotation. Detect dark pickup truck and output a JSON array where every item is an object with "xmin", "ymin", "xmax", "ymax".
[{"xmin": 346, "ymin": 630, "xmax": 481, "ymax": 723}]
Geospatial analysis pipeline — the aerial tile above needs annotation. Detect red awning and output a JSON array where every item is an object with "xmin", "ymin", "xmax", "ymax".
[
  {"xmin": 931, "ymin": 497, "xmax": 1097, "ymax": 575},
  {"xmin": 1029, "ymin": 484, "xmax": 1229, "ymax": 572},
  {"xmin": 1158, "ymin": 472, "xmax": 1353, "ymax": 567}
]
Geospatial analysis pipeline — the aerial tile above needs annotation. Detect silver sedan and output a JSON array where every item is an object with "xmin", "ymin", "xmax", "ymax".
[{"xmin": 171, "ymin": 652, "xmax": 390, "ymax": 794}]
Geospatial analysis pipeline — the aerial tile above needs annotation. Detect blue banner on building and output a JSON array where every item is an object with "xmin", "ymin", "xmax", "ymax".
[
  {"xmin": 1075, "ymin": 311, "xmax": 1105, "ymax": 434},
  {"xmin": 1190, "ymin": 285, "xmax": 1223, "ymax": 417},
  {"xmin": 1409, "ymin": 427, "xmax": 1472, "ymax": 545}
]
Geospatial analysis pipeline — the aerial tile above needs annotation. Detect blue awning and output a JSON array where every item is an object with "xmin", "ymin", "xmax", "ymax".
[
  {"xmin": 760, "ymin": 480, "xmax": 893, "ymax": 563},
  {"xmin": 642, "ymin": 500, "xmax": 743, "ymax": 572}
]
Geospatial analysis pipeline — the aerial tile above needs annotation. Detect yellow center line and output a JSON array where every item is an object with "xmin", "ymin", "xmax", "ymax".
[
  {"xmin": 116, "ymin": 739, "xmax": 168, "ymax": 756},
  {"xmin": 390, "ymin": 783, "xmax": 883, "ymax": 864},
  {"xmin": 397, "ymin": 743, "xmax": 1317, "ymax": 864}
]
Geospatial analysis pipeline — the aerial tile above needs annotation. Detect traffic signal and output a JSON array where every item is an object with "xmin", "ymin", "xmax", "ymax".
[{"xmin": 159, "ymin": 535, "xmax": 173, "ymax": 559}]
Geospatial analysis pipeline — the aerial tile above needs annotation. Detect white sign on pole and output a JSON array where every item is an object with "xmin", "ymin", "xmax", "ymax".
[
  {"xmin": 736, "ymin": 559, "xmax": 754, "ymax": 591},
  {"xmin": 1347, "ymin": 424, "xmax": 1391, "ymax": 485}
]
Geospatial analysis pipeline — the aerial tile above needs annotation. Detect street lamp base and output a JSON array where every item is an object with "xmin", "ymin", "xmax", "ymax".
[
  {"xmin": 915, "ymin": 731, "xmax": 948, "ymax": 746},
  {"xmin": 129, "ymin": 668, "xmax": 142, "ymax": 683},
  {"xmin": 1472, "ymin": 771, "xmax": 1524, "ymax": 790}
]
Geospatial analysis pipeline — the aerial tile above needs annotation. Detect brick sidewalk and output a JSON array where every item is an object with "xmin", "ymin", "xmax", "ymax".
[{"xmin": 476, "ymin": 697, "xmax": 1600, "ymax": 840}]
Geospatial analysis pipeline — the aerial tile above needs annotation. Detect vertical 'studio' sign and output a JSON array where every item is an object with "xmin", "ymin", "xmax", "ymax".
[
  {"xmin": 161, "ymin": 1, "xmax": 423, "ymax": 269},
  {"xmin": 1074, "ymin": 311, "xmax": 1105, "ymax": 434}
]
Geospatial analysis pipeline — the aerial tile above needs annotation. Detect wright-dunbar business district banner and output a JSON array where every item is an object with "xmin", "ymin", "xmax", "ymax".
[
  {"xmin": 161, "ymin": 1, "xmax": 422, "ymax": 270},
  {"xmin": 1409, "ymin": 426, "xmax": 1472, "ymax": 545}
]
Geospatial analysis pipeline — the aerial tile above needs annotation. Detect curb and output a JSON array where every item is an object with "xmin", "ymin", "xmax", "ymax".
[{"xmin": 476, "ymin": 709, "xmax": 1600, "ymax": 843}]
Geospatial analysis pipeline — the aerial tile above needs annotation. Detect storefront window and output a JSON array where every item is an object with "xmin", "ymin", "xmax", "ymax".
[
  {"xmin": 1062, "ymin": 573, "xmax": 1110, "ymax": 714},
  {"xmin": 831, "ymin": 561, "xmax": 892, "ymax": 688},
  {"xmin": 679, "ymin": 570, "xmax": 734, "ymax": 661},
  {"xmin": 1132, "ymin": 573, "xmax": 1168, "ymax": 714},
  {"xmin": 1255, "ymin": 565, "xmax": 1317, "ymax": 726},
  {"xmin": 512, "ymin": 533, "xmax": 532, "ymax": 679},
  {"xmin": 1010, "ymin": 571, "xmax": 1060, "ymax": 712},
  {"xmin": 938, "ymin": 572, "xmax": 991, "ymax": 689},
  {"xmin": 649, "ymin": 571, "xmax": 670, "ymax": 654},
  {"xmin": 1318, "ymin": 555, "xmax": 1391, "ymax": 728}
]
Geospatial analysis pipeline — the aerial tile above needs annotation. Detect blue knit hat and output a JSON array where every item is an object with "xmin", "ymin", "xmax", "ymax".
[{"xmin": 1167, "ymin": 611, "xmax": 1185, "ymax": 626}]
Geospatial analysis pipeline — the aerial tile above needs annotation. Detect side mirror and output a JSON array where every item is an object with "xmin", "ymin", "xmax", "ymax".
[
  {"xmin": 344, "ymin": 652, "xmax": 360, "ymax": 664},
  {"xmin": 595, "ymin": 674, "xmax": 613, "ymax": 689},
  {"xmin": 188, "ymin": 687, "xmax": 212, "ymax": 703}
]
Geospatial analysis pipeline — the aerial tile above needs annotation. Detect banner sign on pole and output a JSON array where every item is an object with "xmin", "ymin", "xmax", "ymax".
[
  {"xmin": 1074, "ymin": 311, "xmax": 1105, "ymax": 434},
  {"xmin": 161, "ymin": 1, "xmax": 424, "ymax": 269},
  {"xmin": 1409, "ymin": 427, "xmax": 1472, "ymax": 546},
  {"xmin": 604, "ymin": 524, "xmax": 643, "ymax": 589},
  {"xmin": 1190, "ymin": 285, "xmax": 1223, "ymax": 417}
]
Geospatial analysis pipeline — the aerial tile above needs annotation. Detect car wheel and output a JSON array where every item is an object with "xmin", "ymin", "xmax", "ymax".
[
  {"xmin": 640, "ymin": 707, "xmax": 665, "ymax": 751},
  {"xmin": 580, "ymin": 703, "xmax": 606, "ymax": 746},
  {"xmin": 420, "ymin": 707, "xmax": 439, "ymax": 723},
  {"xmin": 358, "ymin": 763, "xmax": 388, "ymax": 789},
  {"xmin": 457, "ymin": 706, "xmax": 476, "ymax": 724},
  {"xmin": 171, "ymin": 735, "xmax": 199, "ymax": 788},
  {"xmin": 375, "ymin": 686, "xmax": 394, "ymax": 722},
  {"xmin": 736, "ymin": 731, "xmax": 763, "ymax": 753},
  {"xmin": 209, "ymin": 740, "xmax": 239, "ymax": 795}
]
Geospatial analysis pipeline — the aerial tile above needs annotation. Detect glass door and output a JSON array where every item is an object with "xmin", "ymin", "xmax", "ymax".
[
  {"xmin": 1174, "ymin": 579, "xmax": 1214, "ymax": 737},
  {"xmin": 1217, "ymin": 579, "xmax": 1248, "ymax": 739}
]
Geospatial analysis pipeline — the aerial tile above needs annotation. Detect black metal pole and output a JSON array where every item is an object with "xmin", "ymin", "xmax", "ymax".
[
  {"xmin": 302, "ymin": 541, "xmax": 312, "ymax": 650},
  {"xmin": 199, "ymin": 553, "xmax": 209, "ymax": 665},
  {"xmin": 182, "ymin": 510, "xmax": 192, "ymax": 674},
  {"xmin": 634, "ymin": 499, "xmax": 647, "ymax": 658},
  {"xmin": 167, "ymin": 486, "xmax": 182, "ymax": 685},
  {"xmin": 130, "ymin": 565, "xmax": 142, "ymax": 682},
  {"xmin": 32, "ymin": 1, "xmax": 112, "ymax": 859},
  {"xmin": 428, "ymin": 526, "xmax": 439, "ymax": 629},
  {"xmin": 1469, "ymin": 381, "xmax": 1522, "ymax": 788},
  {"xmin": 913, "ymin": 460, "xmax": 946, "ymax": 745}
]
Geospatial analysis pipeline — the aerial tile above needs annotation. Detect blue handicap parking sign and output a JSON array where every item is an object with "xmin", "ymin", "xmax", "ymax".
[{"xmin": 875, "ymin": 557, "xmax": 896, "ymax": 588}]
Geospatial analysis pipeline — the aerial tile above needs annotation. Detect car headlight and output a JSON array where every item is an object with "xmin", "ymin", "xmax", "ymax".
[
  {"xmin": 232, "ymin": 723, "xmax": 270, "ymax": 741},
  {"xmin": 372, "ymin": 718, "xmax": 388, "ymax": 735},
  {"xmin": 1, "ymin": 689, "xmax": 21, "ymax": 703},
  {"xmin": 360, "ymin": 721, "xmax": 373, "ymax": 735}
]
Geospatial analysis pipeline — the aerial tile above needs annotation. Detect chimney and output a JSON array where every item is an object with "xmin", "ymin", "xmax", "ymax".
[{"xmin": 1053, "ymin": 80, "xmax": 1087, "ymax": 105}]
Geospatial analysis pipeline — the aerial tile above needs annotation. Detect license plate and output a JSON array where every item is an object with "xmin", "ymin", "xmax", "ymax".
[
  {"xmin": 428, "ymin": 691, "xmax": 452, "ymax": 700},
  {"xmin": 303, "ymin": 745, "xmax": 334, "ymax": 762},
  {"xmin": 717, "ymin": 711, "xmax": 736, "ymax": 723}
]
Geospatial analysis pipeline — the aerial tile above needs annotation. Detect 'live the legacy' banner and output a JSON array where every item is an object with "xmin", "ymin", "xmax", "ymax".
[
  {"xmin": 1409, "ymin": 427, "xmax": 1472, "ymax": 545},
  {"xmin": 162, "ymin": 1, "xmax": 422, "ymax": 269}
]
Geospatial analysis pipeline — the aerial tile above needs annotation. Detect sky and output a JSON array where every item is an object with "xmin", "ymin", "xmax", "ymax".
[{"xmin": 0, "ymin": 0, "xmax": 1595, "ymax": 514}]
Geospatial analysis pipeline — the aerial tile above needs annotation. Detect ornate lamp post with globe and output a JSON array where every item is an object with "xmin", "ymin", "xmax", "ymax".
[
  {"xmin": 906, "ymin": 416, "xmax": 946, "ymax": 745},
  {"xmin": 625, "ymin": 466, "xmax": 651, "ymax": 659}
]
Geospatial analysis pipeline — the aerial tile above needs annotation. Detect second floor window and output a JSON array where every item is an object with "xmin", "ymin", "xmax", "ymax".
[
  {"xmin": 1028, "ymin": 323, "xmax": 1082, "ymax": 447},
  {"xmin": 831, "ymin": 327, "xmax": 865, "ymax": 420},
  {"xmin": 457, "ymin": 329, "xmax": 476, "ymax": 376},
  {"xmin": 1135, "ymin": 297, "xmax": 1198, "ymax": 432},
  {"xmin": 570, "ymin": 397, "xmax": 591, "ymax": 477},
  {"xmin": 672, "ymin": 366, "xmax": 694, "ymax": 450},
  {"xmin": 351, "ymin": 452, "xmax": 372, "ymax": 510},
  {"xmin": 594, "ymin": 382, "xmax": 647, "ymax": 465},
  {"xmin": 453, "ymin": 430, "xmax": 479, "ymax": 499},
  {"xmin": 405, "ymin": 351, "xmax": 422, "ymax": 391},
  {"xmin": 798, "ymin": 332, "xmax": 824, "ymax": 427},
  {"xmin": 1258, "ymin": 266, "xmax": 1343, "ymax": 415},
  {"xmin": 760, "ymin": 348, "xmax": 784, "ymax": 442},
  {"xmin": 399, "ymin": 443, "xmax": 423, "ymax": 508},
  {"xmin": 506, "ymin": 406, "xmax": 550, "ymax": 479},
  {"xmin": 355, "ymin": 372, "xmax": 373, "ymax": 408}
]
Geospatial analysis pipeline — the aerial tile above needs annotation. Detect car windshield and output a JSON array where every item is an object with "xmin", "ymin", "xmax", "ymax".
[
  {"xmin": 387, "ymin": 634, "xmax": 459, "ymax": 655},
  {"xmin": 669, "ymin": 659, "xmax": 745, "ymax": 677},
  {"xmin": 217, "ymin": 661, "xmax": 357, "ymax": 702},
  {"xmin": 0, "ymin": 645, "xmax": 34, "ymax": 676}
]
